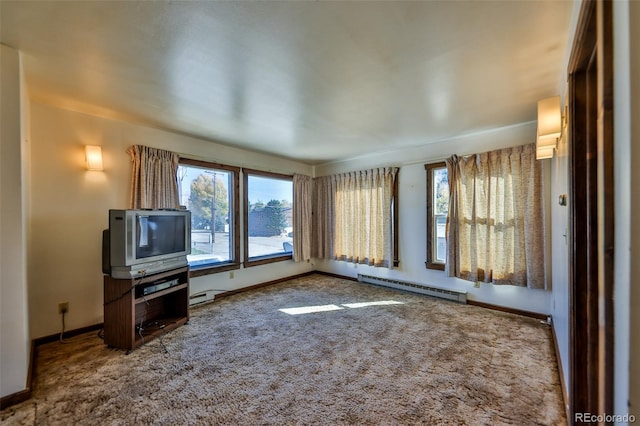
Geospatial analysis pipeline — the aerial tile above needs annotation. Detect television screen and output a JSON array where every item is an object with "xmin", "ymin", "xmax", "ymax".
[{"xmin": 136, "ymin": 214, "xmax": 187, "ymax": 259}]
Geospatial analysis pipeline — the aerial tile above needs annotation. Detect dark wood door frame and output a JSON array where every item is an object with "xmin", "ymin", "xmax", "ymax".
[{"xmin": 567, "ymin": 0, "xmax": 614, "ymax": 423}]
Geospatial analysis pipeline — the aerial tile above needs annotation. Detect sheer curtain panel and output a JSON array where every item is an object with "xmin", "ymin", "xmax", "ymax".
[
  {"xmin": 312, "ymin": 175, "xmax": 335, "ymax": 260},
  {"xmin": 445, "ymin": 144, "xmax": 546, "ymax": 289},
  {"xmin": 128, "ymin": 145, "xmax": 180, "ymax": 209},
  {"xmin": 331, "ymin": 167, "xmax": 398, "ymax": 268},
  {"xmin": 292, "ymin": 174, "xmax": 312, "ymax": 262},
  {"xmin": 444, "ymin": 155, "xmax": 461, "ymax": 277}
]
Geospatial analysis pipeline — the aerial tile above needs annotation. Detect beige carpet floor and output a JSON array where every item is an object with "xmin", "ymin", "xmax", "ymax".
[{"xmin": 1, "ymin": 274, "xmax": 566, "ymax": 425}]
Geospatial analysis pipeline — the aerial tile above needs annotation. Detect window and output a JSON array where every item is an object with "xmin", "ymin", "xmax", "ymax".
[
  {"xmin": 178, "ymin": 159, "xmax": 240, "ymax": 276},
  {"xmin": 425, "ymin": 162, "xmax": 449, "ymax": 270},
  {"xmin": 243, "ymin": 169, "xmax": 293, "ymax": 267}
]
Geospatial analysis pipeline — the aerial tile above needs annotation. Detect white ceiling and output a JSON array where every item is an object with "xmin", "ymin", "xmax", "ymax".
[{"xmin": 1, "ymin": 1, "xmax": 574, "ymax": 165}]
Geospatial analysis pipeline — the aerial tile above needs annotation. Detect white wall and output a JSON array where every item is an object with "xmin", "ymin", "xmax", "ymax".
[
  {"xmin": 613, "ymin": 0, "xmax": 640, "ymax": 419},
  {"xmin": 314, "ymin": 122, "xmax": 551, "ymax": 314},
  {"xmin": 629, "ymin": 0, "xmax": 640, "ymax": 415},
  {"xmin": 545, "ymin": 0, "xmax": 581, "ymax": 402},
  {"xmin": 549, "ymin": 115, "xmax": 570, "ymax": 391},
  {"xmin": 0, "ymin": 44, "xmax": 30, "ymax": 398},
  {"xmin": 546, "ymin": 0, "xmax": 581, "ymax": 394},
  {"xmin": 28, "ymin": 102, "xmax": 313, "ymax": 339}
]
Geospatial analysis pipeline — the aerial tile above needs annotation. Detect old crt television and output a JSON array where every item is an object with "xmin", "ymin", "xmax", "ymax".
[{"xmin": 103, "ymin": 209, "xmax": 191, "ymax": 278}]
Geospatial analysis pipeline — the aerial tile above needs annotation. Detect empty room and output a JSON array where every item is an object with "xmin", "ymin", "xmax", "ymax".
[{"xmin": 1, "ymin": 0, "xmax": 638, "ymax": 424}]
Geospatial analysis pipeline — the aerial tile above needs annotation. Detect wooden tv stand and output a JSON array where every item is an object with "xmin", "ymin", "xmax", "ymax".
[{"xmin": 103, "ymin": 266, "xmax": 189, "ymax": 352}]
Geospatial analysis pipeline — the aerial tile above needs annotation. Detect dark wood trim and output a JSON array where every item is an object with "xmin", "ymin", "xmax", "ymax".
[
  {"xmin": 244, "ymin": 254, "xmax": 293, "ymax": 268},
  {"xmin": 179, "ymin": 157, "xmax": 241, "ymax": 278},
  {"xmin": 314, "ymin": 270, "xmax": 359, "ymax": 282},
  {"xmin": 241, "ymin": 168, "xmax": 293, "ymax": 179},
  {"xmin": 569, "ymin": 69, "xmax": 591, "ymax": 424},
  {"xmin": 568, "ymin": 0, "xmax": 597, "ymax": 72},
  {"xmin": 243, "ymin": 170, "xmax": 249, "ymax": 266},
  {"xmin": 568, "ymin": 4, "xmax": 596, "ymax": 419},
  {"xmin": 189, "ymin": 262, "xmax": 240, "ymax": 278},
  {"xmin": 567, "ymin": 0, "xmax": 614, "ymax": 422},
  {"xmin": 0, "ymin": 388, "xmax": 30, "ymax": 410},
  {"xmin": 231, "ymin": 162, "xmax": 241, "ymax": 275},
  {"xmin": 242, "ymin": 169, "xmax": 294, "ymax": 268},
  {"xmin": 392, "ymin": 170, "xmax": 400, "ymax": 267},
  {"xmin": 179, "ymin": 157, "xmax": 241, "ymax": 174},
  {"xmin": 0, "ymin": 339, "xmax": 36, "ymax": 410},
  {"xmin": 206, "ymin": 271, "xmax": 316, "ymax": 301},
  {"xmin": 425, "ymin": 162, "xmax": 446, "ymax": 271},
  {"xmin": 550, "ymin": 318, "xmax": 571, "ymax": 422},
  {"xmin": 596, "ymin": 0, "xmax": 615, "ymax": 416},
  {"xmin": 26, "ymin": 339, "xmax": 35, "ymax": 402},
  {"xmin": 32, "ymin": 322, "xmax": 104, "ymax": 346},
  {"xmin": 467, "ymin": 300, "xmax": 548, "ymax": 321}
]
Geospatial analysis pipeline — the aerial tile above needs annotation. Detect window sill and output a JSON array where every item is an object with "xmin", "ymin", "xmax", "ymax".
[
  {"xmin": 425, "ymin": 261, "xmax": 445, "ymax": 271},
  {"xmin": 244, "ymin": 254, "xmax": 292, "ymax": 268},
  {"xmin": 189, "ymin": 262, "xmax": 241, "ymax": 278}
]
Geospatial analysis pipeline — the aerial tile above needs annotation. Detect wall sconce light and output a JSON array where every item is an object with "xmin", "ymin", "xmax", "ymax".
[
  {"xmin": 536, "ymin": 95, "xmax": 562, "ymax": 160},
  {"xmin": 85, "ymin": 145, "xmax": 103, "ymax": 171}
]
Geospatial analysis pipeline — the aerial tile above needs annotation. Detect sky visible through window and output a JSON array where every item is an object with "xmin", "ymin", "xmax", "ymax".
[
  {"xmin": 247, "ymin": 175, "xmax": 292, "ymax": 204},
  {"xmin": 178, "ymin": 167, "xmax": 292, "ymax": 206}
]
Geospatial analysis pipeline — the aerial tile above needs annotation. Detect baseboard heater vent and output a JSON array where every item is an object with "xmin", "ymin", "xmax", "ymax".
[
  {"xmin": 357, "ymin": 274, "xmax": 467, "ymax": 304},
  {"xmin": 189, "ymin": 291, "xmax": 216, "ymax": 307}
]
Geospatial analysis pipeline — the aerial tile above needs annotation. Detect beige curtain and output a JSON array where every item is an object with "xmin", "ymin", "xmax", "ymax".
[
  {"xmin": 292, "ymin": 174, "xmax": 312, "ymax": 262},
  {"xmin": 312, "ymin": 175, "xmax": 335, "ymax": 260},
  {"xmin": 127, "ymin": 145, "xmax": 180, "ymax": 209},
  {"xmin": 445, "ymin": 155, "xmax": 461, "ymax": 277},
  {"xmin": 446, "ymin": 144, "xmax": 546, "ymax": 289},
  {"xmin": 329, "ymin": 167, "xmax": 398, "ymax": 268}
]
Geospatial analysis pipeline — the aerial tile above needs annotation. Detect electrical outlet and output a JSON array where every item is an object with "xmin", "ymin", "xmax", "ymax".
[
  {"xmin": 58, "ymin": 302, "xmax": 69, "ymax": 314},
  {"xmin": 229, "ymin": 271, "xmax": 234, "ymax": 279}
]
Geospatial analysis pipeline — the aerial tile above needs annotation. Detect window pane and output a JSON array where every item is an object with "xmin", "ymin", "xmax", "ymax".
[
  {"xmin": 435, "ymin": 215, "xmax": 447, "ymax": 262},
  {"xmin": 247, "ymin": 175, "xmax": 293, "ymax": 259},
  {"xmin": 178, "ymin": 165, "xmax": 233, "ymax": 268},
  {"xmin": 426, "ymin": 164, "xmax": 448, "ymax": 269},
  {"xmin": 433, "ymin": 168, "xmax": 449, "ymax": 216},
  {"xmin": 432, "ymin": 168, "xmax": 448, "ymax": 264}
]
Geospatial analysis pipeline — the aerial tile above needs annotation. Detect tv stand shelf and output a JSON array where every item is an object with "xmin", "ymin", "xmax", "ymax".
[
  {"xmin": 135, "ymin": 283, "xmax": 188, "ymax": 304},
  {"xmin": 104, "ymin": 266, "xmax": 189, "ymax": 352}
]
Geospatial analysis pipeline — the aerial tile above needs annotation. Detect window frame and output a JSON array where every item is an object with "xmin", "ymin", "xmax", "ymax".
[
  {"xmin": 243, "ymin": 168, "xmax": 293, "ymax": 268},
  {"xmin": 425, "ymin": 161, "xmax": 447, "ymax": 271},
  {"xmin": 179, "ymin": 158, "xmax": 241, "ymax": 277},
  {"xmin": 392, "ymin": 173, "xmax": 400, "ymax": 267}
]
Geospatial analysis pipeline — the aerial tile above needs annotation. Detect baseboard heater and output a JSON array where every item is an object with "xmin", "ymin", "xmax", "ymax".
[
  {"xmin": 189, "ymin": 292, "xmax": 216, "ymax": 306},
  {"xmin": 357, "ymin": 274, "xmax": 467, "ymax": 304}
]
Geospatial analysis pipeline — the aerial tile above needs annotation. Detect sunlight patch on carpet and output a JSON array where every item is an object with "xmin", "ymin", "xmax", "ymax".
[
  {"xmin": 279, "ymin": 300, "xmax": 404, "ymax": 315},
  {"xmin": 279, "ymin": 304, "xmax": 344, "ymax": 315},
  {"xmin": 341, "ymin": 300, "xmax": 404, "ymax": 309}
]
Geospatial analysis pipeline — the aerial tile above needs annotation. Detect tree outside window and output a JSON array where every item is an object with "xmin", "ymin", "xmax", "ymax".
[
  {"xmin": 177, "ymin": 159, "xmax": 240, "ymax": 274},
  {"xmin": 243, "ymin": 170, "xmax": 293, "ymax": 266}
]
